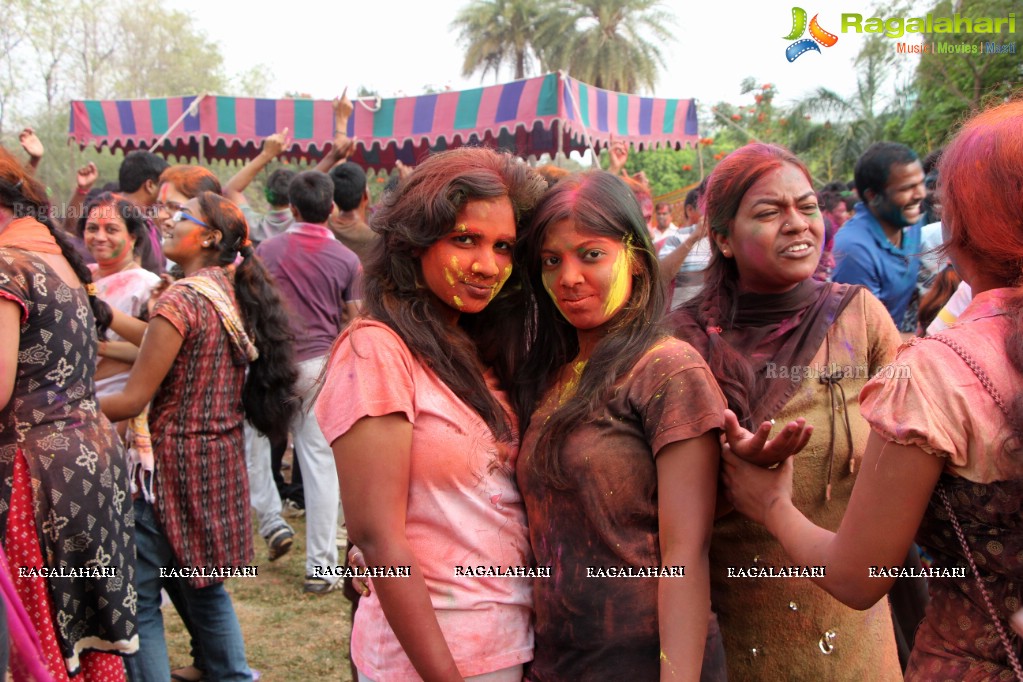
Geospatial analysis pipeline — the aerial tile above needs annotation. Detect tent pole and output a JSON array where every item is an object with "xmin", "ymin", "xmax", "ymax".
[
  {"xmin": 152, "ymin": 92, "xmax": 207, "ymax": 153},
  {"xmin": 556, "ymin": 120, "xmax": 564, "ymax": 167}
]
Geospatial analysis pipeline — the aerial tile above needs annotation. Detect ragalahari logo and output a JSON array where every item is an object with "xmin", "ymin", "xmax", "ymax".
[{"xmin": 784, "ymin": 7, "xmax": 839, "ymax": 61}]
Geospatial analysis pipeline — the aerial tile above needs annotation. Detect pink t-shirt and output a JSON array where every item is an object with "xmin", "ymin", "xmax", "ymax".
[{"xmin": 315, "ymin": 319, "xmax": 532, "ymax": 681}]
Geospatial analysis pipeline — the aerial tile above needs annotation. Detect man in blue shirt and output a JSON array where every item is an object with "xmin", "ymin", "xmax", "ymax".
[{"xmin": 832, "ymin": 142, "xmax": 926, "ymax": 331}]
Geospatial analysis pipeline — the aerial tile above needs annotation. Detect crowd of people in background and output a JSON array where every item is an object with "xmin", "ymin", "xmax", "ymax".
[{"xmin": 1, "ymin": 94, "xmax": 1022, "ymax": 681}]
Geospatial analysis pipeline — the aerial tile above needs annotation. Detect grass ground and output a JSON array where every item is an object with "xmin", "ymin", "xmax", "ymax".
[{"xmin": 163, "ymin": 514, "xmax": 354, "ymax": 681}]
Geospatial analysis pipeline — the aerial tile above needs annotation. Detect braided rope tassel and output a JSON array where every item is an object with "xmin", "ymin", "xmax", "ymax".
[
  {"xmin": 930, "ymin": 335, "xmax": 1009, "ymax": 413},
  {"xmin": 922, "ymin": 333, "xmax": 1021, "ymax": 679}
]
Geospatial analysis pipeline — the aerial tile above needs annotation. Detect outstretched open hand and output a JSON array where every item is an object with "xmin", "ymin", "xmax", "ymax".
[{"xmin": 721, "ymin": 408, "xmax": 812, "ymax": 467}]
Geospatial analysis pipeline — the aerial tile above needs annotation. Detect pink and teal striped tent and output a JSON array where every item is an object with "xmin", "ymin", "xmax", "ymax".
[{"xmin": 69, "ymin": 73, "xmax": 698, "ymax": 170}]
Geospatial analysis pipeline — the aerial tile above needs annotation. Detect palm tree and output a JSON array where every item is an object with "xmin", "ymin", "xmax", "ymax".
[
  {"xmin": 452, "ymin": 0, "xmax": 563, "ymax": 81},
  {"xmin": 544, "ymin": 0, "xmax": 675, "ymax": 93},
  {"xmin": 787, "ymin": 35, "xmax": 911, "ymax": 179}
]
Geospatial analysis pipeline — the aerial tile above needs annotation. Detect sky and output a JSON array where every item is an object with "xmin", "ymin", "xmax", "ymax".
[{"xmin": 173, "ymin": 0, "xmax": 922, "ymax": 112}]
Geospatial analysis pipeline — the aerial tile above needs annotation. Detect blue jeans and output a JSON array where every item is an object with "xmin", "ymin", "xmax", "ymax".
[{"xmin": 126, "ymin": 499, "xmax": 252, "ymax": 682}]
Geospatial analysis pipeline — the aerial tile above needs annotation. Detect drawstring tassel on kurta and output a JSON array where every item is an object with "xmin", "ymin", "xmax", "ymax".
[{"xmin": 819, "ymin": 365, "xmax": 854, "ymax": 501}]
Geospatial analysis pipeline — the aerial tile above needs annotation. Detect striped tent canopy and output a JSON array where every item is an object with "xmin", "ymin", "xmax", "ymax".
[{"xmin": 69, "ymin": 73, "xmax": 698, "ymax": 170}]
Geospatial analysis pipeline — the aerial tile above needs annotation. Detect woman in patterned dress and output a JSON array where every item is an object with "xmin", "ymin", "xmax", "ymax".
[
  {"xmin": 0, "ymin": 147, "xmax": 137, "ymax": 680},
  {"xmin": 722, "ymin": 102, "xmax": 1023, "ymax": 680},
  {"xmin": 102, "ymin": 191, "xmax": 298, "ymax": 681}
]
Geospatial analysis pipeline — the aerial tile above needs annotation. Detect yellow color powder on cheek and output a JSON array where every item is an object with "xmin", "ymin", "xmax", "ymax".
[
  {"xmin": 490, "ymin": 264, "xmax": 514, "ymax": 300},
  {"xmin": 446, "ymin": 256, "xmax": 465, "ymax": 286},
  {"xmin": 453, "ymin": 295, "xmax": 465, "ymax": 308},
  {"xmin": 602, "ymin": 246, "xmax": 631, "ymax": 316},
  {"xmin": 541, "ymin": 272, "xmax": 570, "ymax": 320}
]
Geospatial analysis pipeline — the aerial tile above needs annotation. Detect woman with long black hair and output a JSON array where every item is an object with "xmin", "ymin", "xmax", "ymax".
[
  {"xmin": 515, "ymin": 170, "xmax": 721, "ymax": 680},
  {"xmin": 317, "ymin": 147, "xmax": 546, "ymax": 681},
  {"xmin": 103, "ymin": 191, "xmax": 298, "ymax": 681},
  {"xmin": 81, "ymin": 191, "xmax": 161, "ymax": 403}
]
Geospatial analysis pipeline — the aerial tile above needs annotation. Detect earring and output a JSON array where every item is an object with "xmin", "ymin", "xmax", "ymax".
[{"xmin": 203, "ymin": 241, "xmax": 211, "ymax": 247}]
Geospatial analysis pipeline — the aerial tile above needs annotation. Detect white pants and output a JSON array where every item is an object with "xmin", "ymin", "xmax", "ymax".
[{"xmin": 246, "ymin": 355, "xmax": 340, "ymax": 579}]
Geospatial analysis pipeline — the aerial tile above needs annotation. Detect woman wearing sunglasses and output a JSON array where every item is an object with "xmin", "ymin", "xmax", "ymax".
[{"xmin": 103, "ymin": 193, "xmax": 298, "ymax": 682}]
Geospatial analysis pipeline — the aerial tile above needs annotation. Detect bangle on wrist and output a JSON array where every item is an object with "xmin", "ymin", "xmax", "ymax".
[{"xmin": 75, "ymin": 187, "xmax": 89, "ymax": 196}]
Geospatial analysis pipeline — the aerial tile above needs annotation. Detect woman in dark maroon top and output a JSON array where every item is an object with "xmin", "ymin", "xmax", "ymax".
[{"xmin": 514, "ymin": 171, "xmax": 808, "ymax": 681}]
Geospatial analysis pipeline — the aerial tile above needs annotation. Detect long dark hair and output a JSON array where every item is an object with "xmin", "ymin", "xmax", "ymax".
[
  {"xmin": 0, "ymin": 147, "xmax": 112, "ymax": 336},
  {"xmin": 672, "ymin": 143, "xmax": 814, "ymax": 428},
  {"xmin": 516, "ymin": 170, "xmax": 666, "ymax": 488},
  {"xmin": 361, "ymin": 147, "xmax": 546, "ymax": 443},
  {"xmin": 938, "ymin": 100, "xmax": 1023, "ymax": 456},
  {"xmin": 83, "ymin": 192, "xmax": 149, "ymax": 257},
  {"xmin": 195, "ymin": 191, "xmax": 299, "ymax": 442}
]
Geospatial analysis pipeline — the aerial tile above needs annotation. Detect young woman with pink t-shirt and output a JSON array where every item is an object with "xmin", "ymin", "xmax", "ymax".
[{"xmin": 316, "ymin": 148, "xmax": 546, "ymax": 682}]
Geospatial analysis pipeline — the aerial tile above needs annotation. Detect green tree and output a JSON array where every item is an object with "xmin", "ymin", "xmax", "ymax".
[
  {"xmin": 2, "ymin": 0, "xmax": 273, "ymax": 204},
  {"xmin": 786, "ymin": 35, "xmax": 912, "ymax": 181},
  {"xmin": 75, "ymin": 0, "xmax": 120, "ymax": 100},
  {"xmin": 452, "ymin": 0, "xmax": 565, "ymax": 81},
  {"xmin": 112, "ymin": 4, "xmax": 229, "ymax": 97},
  {"xmin": 899, "ymin": 0, "xmax": 1022, "ymax": 153},
  {"xmin": 543, "ymin": 0, "xmax": 675, "ymax": 93},
  {"xmin": 608, "ymin": 145, "xmax": 697, "ymax": 197},
  {"xmin": 0, "ymin": 0, "xmax": 31, "ymax": 136}
]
